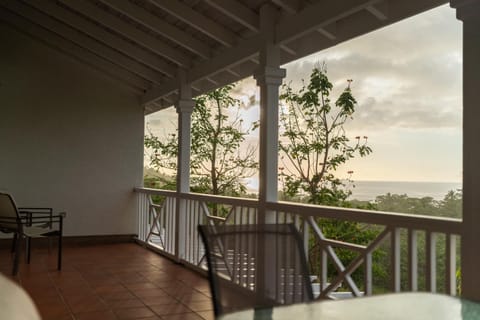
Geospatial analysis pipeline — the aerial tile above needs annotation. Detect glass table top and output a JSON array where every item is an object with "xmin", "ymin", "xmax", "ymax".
[{"xmin": 219, "ymin": 293, "xmax": 480, "ymax": 320}]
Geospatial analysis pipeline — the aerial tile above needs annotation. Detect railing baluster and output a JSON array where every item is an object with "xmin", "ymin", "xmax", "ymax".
[
  {"xmin": 445, "ymin": 234, "xmax": 457, "ymax": 296},
  {"xmin": 426, "ymin": 231, "xmax": 437, "ymax": 292},
  {"xmin": 194, "ymin": 200, "xmax": 198, "ymax": 264},
  {"xmin": 408, "ymin": 229, "xmax": 418, "ymax": 291},
  {"xmin": 170, "ymin": 196, "xmax": 175, "ymax": 253},
  {"xmin": 364, "ymin": 252, "xmax": 372, "ymax": 296},
  {"xmin": 391, "ymin": 227, "xmax": 401, "ymax": 292},
  {"xmin": 320, "ymin": 248, "xmax": 327, "ymax": 293}
]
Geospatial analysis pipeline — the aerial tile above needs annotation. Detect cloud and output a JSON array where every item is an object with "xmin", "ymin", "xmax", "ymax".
[
  {"xmin": 280, "ymin": 4, "xmax": 462, "ymax": 131},
  {"xmin": 146, "ymin": 6, "xmax": 462, "ymax": 136}
]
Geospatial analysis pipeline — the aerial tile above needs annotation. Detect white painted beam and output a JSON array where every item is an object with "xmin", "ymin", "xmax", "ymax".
[
  {"xmin": 366, "ymin": 2, "xmax": 389, "ymax": 21},
  {"xmin": 276, "ymin": 0, "xmax": 380, "ymax": 44},
  {"xmin": 272, "ymin": 0, "xmax": 300, "ymax": 14},
  {"xmin": 142, "ymin": 35, "xmax": 261, "ymax": 104},
  {"xmin": 26, "ymin": 0, "xmax": 176, "ymax": 77},
  {"xmin": 0, "ymin": 9, "xmax": 148, "ymax": 94},
  {"xmin": 148, "ymin": 0, "xmax": 236, "ymax": 47},
  {"xmin": 205, "ymin": 0, "xmax": 260, "ymax": 32},
  {"xmin": 280, "ymin": 44, "xmax": 296, "ymax": 55},
  {"xmin": 186, "ymin": 36, "xmax": 261, "ymax": 86},
  {"xmin": 317, "ymin": 25, "xmax": 337, "ymax": 40},
  {"xmin": 2, "ymin": 0, "xmax": 164, "ymax": 85},
  {"xmin": 98, "ymin": 0, "xmax": 210, "ymax": 59},
  {"xmin": 59, "ymin": 0, "xmax": 191, "ymax": 67},
  {"xmin": 225, "ymin": 68, "xmax": 241, "ymax": 77},
  {"xmin": 142, "ymin": 81, "xmax": 179, "ymax": 105}
]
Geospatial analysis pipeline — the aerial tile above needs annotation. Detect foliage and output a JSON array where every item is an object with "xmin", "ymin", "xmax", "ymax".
[
  {"xmin": 374, "ymin": 190, "xmax": 462, "ymax": 218},
  {"xmin": 145, "ymin": 84, "xmax": 258, "ymax": 196},
  {"xmin": 278, "ymin": 64, "xmax": 377, "ymax": 289},
  {"xmin": 279, "ymin": 64, "xmax": 371, "ymax": 206}
]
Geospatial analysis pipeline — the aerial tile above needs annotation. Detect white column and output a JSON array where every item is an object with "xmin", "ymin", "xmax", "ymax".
[
  {"xmin": 174, "ymin": 71, "xmax": 195, "ymax": 261},
  {"xmin": 451, "ymin": 0, "xmax": 480, "ymax": 301},
  {"xmin": 254, "ymin": 4, "xmax": 286, "ymax": 224}
]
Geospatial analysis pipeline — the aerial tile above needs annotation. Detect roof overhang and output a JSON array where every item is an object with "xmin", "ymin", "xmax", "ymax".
[{"xmin": 0, "ymin": 0, "xmax": 447, "ymax": 114}]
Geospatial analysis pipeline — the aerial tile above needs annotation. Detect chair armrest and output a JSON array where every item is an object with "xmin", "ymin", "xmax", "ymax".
[
  {"xmin": 17, "ymin": 208, "xmax": 58, "ymax": 226},
  {"xmin": 19, "ymin": 212, "xmax": 66, "ymax": 228}
]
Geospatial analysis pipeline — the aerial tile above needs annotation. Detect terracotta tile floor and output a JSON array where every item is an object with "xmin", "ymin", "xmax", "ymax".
[{"xmin": 0, "ymin": 243, "xmax": 214, "ymax": 320}]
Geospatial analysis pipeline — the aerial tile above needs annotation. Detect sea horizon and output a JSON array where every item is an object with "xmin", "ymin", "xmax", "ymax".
[
  {"xmin": 348, "ymin": 180, "xmax": 462, "ymax": 201},
  {"xmin": 245, "ymin": 178, "xmax": 462, "ymax": 201}
]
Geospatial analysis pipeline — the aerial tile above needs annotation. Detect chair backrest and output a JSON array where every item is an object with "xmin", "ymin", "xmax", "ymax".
[
  {"xmin": 0, "ymin": 192, "xmax": 21, "ymax": 232},
  {"xmin": 198, "ymin": 224, "xmax": 313, "ymax": 316}
]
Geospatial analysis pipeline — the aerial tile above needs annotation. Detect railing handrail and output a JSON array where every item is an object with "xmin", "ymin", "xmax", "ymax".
[
  {"xmin": 135, "ymin": 187, "xmax": 462, "ymax": 234},
  {"xmin": 134, "ymin": 187, "xmax": 177, "ymax": 196},
  {"xmin": 268, "ymin": 201, "xmax": 463, "ymax": 235},
  {"xmin": 135, "ymin": 187, "xmax": 259, "ymax": 207}
]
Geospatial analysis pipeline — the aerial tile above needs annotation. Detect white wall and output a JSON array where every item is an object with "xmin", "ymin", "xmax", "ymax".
[{"xmin": 0, "ymin": 23, "xmax": 144, "ymax": 236}]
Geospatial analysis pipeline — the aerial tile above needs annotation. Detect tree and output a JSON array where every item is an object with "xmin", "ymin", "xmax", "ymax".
[
  {"xmin": 279, "ymin": 64, "xmax": 372, "ymax": 206},
  {"xmin": 279, "ymin": 64, "xmax": 377, "ymax": 290},
  {"xmin": 145, "ymin": 84, "xmax": 258, "ymax": 197}
]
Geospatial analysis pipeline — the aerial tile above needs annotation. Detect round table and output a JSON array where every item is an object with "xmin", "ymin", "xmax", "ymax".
[{"xmin": 219, "ymin": 293, "xmax": 480, "ymax": 320}]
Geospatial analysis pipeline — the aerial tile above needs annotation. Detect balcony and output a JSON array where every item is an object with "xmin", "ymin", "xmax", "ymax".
[
  {"xmin": 1, "ymin": 0, "xmax": 480, "ymax": 317},
  {"xmin": 0, "ymin": 190, "xmax": 462, "ymax": 319}
]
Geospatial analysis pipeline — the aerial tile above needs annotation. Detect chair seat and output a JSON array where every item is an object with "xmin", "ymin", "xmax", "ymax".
[{"xmin": 23, "ymin": 226, "xmax": 59, "ymax": 237}]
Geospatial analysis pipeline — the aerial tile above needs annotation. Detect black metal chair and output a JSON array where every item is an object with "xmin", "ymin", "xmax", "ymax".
[
  {"xmin": 0, "ymin": 192, "xmax": 65, "ymax": 275},
  {"xmin": 198, "ymin": 223, "xmax": 313, "ymax": 317}
]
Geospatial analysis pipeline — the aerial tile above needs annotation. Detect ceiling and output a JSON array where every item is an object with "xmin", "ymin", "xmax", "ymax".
[{"xmin": 0, "ymin": 0, "xmax": 446, "ymax": 114}]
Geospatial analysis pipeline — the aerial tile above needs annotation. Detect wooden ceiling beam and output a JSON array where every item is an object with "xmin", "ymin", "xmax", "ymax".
[
  {"xmin": 0, "ymin": 8, "xmax": 148, "ymax": 94},
  {"xmin": 26, "ymin": 0, "xmax": 176, "ymax": 77},
  {"xmin": 204, "ymin": 0, "xmax": 260, "ymax": 32},
  {"xmin": 148, "ymin": 0, "xmax": 237, "ymax": 47},
  {"xmin": 2, "ymin": 0, "xmax": 164, "ymax": 85},
  {"xmin": 366, "ymin": 2, "xmax": 389, "ymax": 21},
  {"xmin": 98, "ymin": 0, "xmax": 211, "ymax": 59},
  {"xmin": 272, "ymin": 0, "xmax": 300, "ymax": 14},
  {"xmin": 276, "ymin": 0, "xmax": 381, "ymax": 44},
  {"xmin": 59, "ymin": 0, "xmax": 191, "ymax": 67}
]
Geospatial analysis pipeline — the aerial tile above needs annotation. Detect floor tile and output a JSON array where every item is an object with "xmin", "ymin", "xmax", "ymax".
[
  {"xmin": 184, "ymin": 300, "xmax": 214, "ymax": 312},
  {"xmin": 150, "ymin": 303, "xmax": 192, "ymax": 316},
  {"xmin": 196, "ymin": 310, "xmax": 215, "ymax": 320},
  {"xmin": 74, "ymin": 310, "xmax": 117, "ymax": 320},
  {"xmin": 0, "ymin": 243, "xmax": 214, "ymax": 320},
  {"xmin": 113, "ymin": 306, "xmax": 156, "ymax": 319},
  {"xmin": 160, "ymin": 312, "xmax": 204, "ymax": 320}
]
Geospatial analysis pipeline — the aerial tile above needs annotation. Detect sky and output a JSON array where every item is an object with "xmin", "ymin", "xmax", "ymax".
[{"xmin": 146, "ymin": 4, "xmax": 462, "ymax": 184}]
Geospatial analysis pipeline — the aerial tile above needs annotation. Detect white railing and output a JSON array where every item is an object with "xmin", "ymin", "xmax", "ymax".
[
  {"xmin": 136, "ymin": 188, "xmax": 258, "ymax": 265},
  {"xmin": 268, "ymin": 201, "xmax": 462, "ymax": 298},
  {"xmin": 135, "ymin": 187, "xmax": 462, "ymax": 298}
]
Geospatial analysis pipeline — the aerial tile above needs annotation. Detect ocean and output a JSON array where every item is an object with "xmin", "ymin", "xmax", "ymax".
[{"xmin": 348, "ymin": 180, "xmax": 462, "ymax": 201}]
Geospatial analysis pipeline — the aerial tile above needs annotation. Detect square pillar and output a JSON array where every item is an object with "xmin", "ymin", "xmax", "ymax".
[
  {"xmin": 174, "ymin": 72, "xmax": 195, "ymax": 261},
  {"xmin": 254, "ymin": 4, "xmax": 286, "ymax": 224},
  {"xmin": 451, "ymin": 0, "xmax": 480, "ymax": 301}
]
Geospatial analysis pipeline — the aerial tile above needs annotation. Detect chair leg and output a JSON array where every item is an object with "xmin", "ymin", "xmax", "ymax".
[
  {"xmin": 11, "ymin": 233, "xmax": 17, "ymax": 253},
  {"xmin": 12, "ymin": 234, "xmax": 21, "ymax": 276},
  {"xmin": 57, "ymin": 215, "xmax": 63, "ymax": 271},
  {"xmin": 57, "ymin": 234, "xmax": 62, "ymax": 271},
  {"xmin": 26, "ymin": 237, "xmax": 31, "ymax": 264}
]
